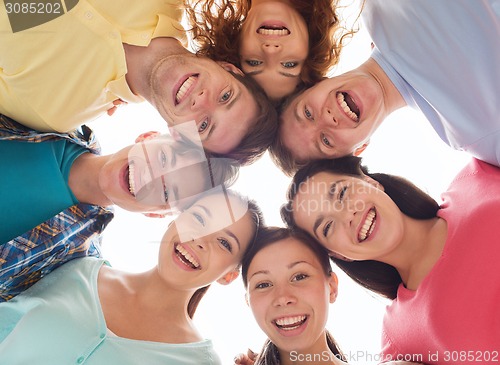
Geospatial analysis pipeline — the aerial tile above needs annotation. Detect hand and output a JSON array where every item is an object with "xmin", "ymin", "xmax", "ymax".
[
  {"xmin": 234, "ymin": 349, "xmax": 257, "ymax": 365},
  {"xmin": 107, "ymin": 98, "xmax": 127, "ymax": 116}
]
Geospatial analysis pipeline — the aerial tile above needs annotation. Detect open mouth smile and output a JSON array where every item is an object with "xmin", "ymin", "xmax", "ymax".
[
  {"xmin": 257, "ymin": 24, "xmax": 290, "ymax": 36},
  {"xmin": 175, "ymin": 244, "xmax": 201, "ymax": 270},
  {"xmin": 274, "ymin": 315, "xmax": 308, "ymax": 331},
  {"xmin": 127, "ymin": 161, "xmax": 136, "ymax": 197},
  {"xmin": 337, "ymin": 92, "xmax": 360, "ymax": 122},
  {"xmin": 358, "ymin": 208, "xmax": 376, "ymax": 242},
  {"xmin": 175, "ymin": 74, "xmax": 198, "ymax": 105}
]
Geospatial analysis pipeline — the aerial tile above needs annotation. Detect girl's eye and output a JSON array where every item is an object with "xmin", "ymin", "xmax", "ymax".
[
  {"xmin": 246, "ymin": 60, "xmax": 262, "ymax": 67},
  {"xmin": 160, "ymin": 150, "xmax": 167, "ymax": 168},
  {"xmin": 192, "ymin": 212, "xmax": 205, "ymax": 226},
  {"xmin": 255, "ymin": 282, "xmax": 271, "ymax": 289},
  {"xmin": 323, "ymin": 221, "xmax": 333, "ymax": 238},
  {"xmin": 282, "ymin": 61, "xmax": 297, "ymax": 68},
  {"xmin": 322, "ymin": 134, "xmax": 332, "ymax": 147},
  {"xmin": 163, "ymin": 186, "xmax": 169, "ymax": 203},
  {"xmin": 292, "ymin": 273, "xmax": 309, "ymax": 282},
  {"xmin": 198, "ymin": 118, "xmax": 210, "ymax": 133},
  {"xmin": 220, "ymin": 91, "xmax": 232, "ymax": 103},
  {"xmin": 304, "ymin": 106, "xmax": 313, "ymax": 120},
  {"xmin": 218, "ymin": 238, "xmax": 232, "ymax": 253},
  {"xmin": 338, "ymin": 186, "xmax": 348, "ymax": 202}
]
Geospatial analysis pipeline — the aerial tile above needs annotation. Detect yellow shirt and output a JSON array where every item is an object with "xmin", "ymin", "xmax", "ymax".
[{"xmin": 0, "ymin": 0, "xmax": 186, "ymax": 132}]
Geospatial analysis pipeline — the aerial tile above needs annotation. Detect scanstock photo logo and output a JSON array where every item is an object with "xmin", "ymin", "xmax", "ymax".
[{"xmin": 3, "ymin": 0, "xmax": 79, "ymax": 32}]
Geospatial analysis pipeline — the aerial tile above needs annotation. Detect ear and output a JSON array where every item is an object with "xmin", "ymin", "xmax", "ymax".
[
  {"xmin": 217, "ymin": 270, "xmax": 240, "ymax": 285},
  {"xmin": 327, "ymin": 272, "xmax": 339, "ymax": 304},
  {"xmin": 217, "ymin": 61, "xmax": 245, "ymax": 77},
  {"xmin": 135, "ymin": 131, "xmax": 161, "ymax": 143},
  {"xmin": 244, "ymin": 292, "xmax": 249, "ymax": 307},
  {"xmin": 353, "ymin": 142, "xmax": 369, "ymax": 156}
]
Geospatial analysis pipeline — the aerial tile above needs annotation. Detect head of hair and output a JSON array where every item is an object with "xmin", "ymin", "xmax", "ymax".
[
  {"xmin": 241, "ymin": 226, "xmax": 344, "ymax": 364},
  {"xmin": 211, "ymin": 72, "xmax": 278, "ymax": 166},
  {"xmin": 183, "ymin": 0, "xmax": 356, "ymax": 99},
  {"xmin": 281, "ymin": 156, "xmax": 440, "ymax": 299},
  {"xmin": 187, "ymin": 190, "xmax": 264, "ymax": 317}
]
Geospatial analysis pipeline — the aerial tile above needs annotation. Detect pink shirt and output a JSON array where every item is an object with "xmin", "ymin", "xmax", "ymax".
[{"xmin": 381, "ymin": 159, "xmax": 500, "ymax": 364}]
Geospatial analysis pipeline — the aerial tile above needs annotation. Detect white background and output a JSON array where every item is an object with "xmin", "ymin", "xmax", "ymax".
[{"xmin": 88, "ymin": 2, "xmax": 470, "ymax": 363}]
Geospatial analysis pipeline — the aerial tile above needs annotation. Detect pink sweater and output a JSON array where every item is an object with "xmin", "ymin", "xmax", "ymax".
[{"xmin": 381, "ymin": 159, "xmax": 500, "ymax": 364}]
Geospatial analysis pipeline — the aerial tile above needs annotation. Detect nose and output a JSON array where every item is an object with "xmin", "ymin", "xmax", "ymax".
[
  {"xmin": 191, "ymin": 236, "xmax": 207, "ymax": 251},
  {"xmin": 262, "ymin": 42, "xmax": 281, "ymax": 54},
  {"xmin": 191, "ymin": 89, "xmax": 211, "ymax": 111},
  {"xmin": 273, "ymin": 287, "xmax": 296, "ymax": 307},
  {"xmin": 321, "ymin": 106, "xmax": 338, "ymax": 127}
]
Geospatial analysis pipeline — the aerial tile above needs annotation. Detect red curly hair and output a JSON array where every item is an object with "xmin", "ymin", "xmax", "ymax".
[{"xmin": 184, "ymin": 0, "xmax": 356, "ymax": 87}]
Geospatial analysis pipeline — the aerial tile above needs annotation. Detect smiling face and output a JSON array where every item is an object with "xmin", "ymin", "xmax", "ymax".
[
  {"xmin": 98, "ymin": 136, "xmax": 212, "ymax": 213},
  {"xmin": 292, "ymin": 172, "xmax": 404, "ymax": 261},
  {"xmin": 246, "ymin": 237, "xmax": 337, "ymax": 355},
  {"xmin": 239, "ymin": 0, "xmax": 309, "ymax": 100},
  {"xmin": 158, "ymin": 190, "xmax": 256, "ymax": 289},
  {"xmin": 280, "ymin": 65, "xmax": 389, "ymax": 162},
  {"xmin": 150, "ymin": 54, "xmax": 259, "ymax": 154}
]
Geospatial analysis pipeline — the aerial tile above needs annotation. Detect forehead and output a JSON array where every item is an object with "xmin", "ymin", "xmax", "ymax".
[{"xmin": 253, "ymin": 238, "xmax": 318, "ymax": 266}]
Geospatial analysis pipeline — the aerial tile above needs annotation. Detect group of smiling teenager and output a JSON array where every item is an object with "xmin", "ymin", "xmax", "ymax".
[{"xmin": 0, "ymin": 0, "xmax": 499, "ymax": 365}]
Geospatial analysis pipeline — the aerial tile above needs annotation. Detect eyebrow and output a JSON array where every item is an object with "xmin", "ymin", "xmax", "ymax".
[
  {"xmin": 311, "ymin": 180, "xmax": 345, "ymax": 238},
  {"xmin": 195, "ymin": 204, "xmax": 212, "ymax": 218},
  {"xmin": 279, "ymin": 71, "xmax": 300, "ymax": 78},
  {"xmin": 248, "ymin": 261, "xmax": 312, "ymax": 281}
]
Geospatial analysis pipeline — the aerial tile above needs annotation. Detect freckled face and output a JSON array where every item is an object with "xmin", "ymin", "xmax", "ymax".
[{"xmin": 246, "ymin": 238, "xmax": 337, "ymax": 353}]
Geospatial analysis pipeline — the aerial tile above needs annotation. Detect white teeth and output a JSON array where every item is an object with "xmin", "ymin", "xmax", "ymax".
[
  {"xmin": 258, "ymin": 28, "xmax": 289, "ymax": 36},
  {"xmin": 176, "ymin": 245, "xmax": 200, "ymax": 269},
  {"xmin": 274, "ymin": 315, "xmax": 306, "ymax": 330},
  {"xmin": 337, "ymin": 92, "xmax": 359, "ymax": 122},
  {"xmin": 359, "ymin": 209, "xmax": 376, "ymax": 242},
  {"xmin": 128, "ymin": 162, "xmax": 136, "ymax": 196},
  {"xmin": 176, "ymin": 76, "xmax": 197, "ymax": 104}
]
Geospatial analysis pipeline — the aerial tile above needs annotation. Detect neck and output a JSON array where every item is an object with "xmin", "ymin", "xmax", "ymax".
[
  {"xmin": 387, "ymin": 216, "xmax": 447, "ymax": 290},
  {"xmin": 362, "ymin": 57, "xmax": 407, "ymax": 113},
  {"xmin": 122, "ymin": 268, "xmax": 194, "ymax": 313},
  {"xmin": 123, "ymin": 37, "xmax": 188, "ymax": 100},
  {"xmin": 68, "ymin": 153, "xmax": 113, "ymax": 206}
]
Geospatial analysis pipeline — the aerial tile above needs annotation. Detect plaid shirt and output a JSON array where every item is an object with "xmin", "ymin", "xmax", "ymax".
[{"xmin": 0, "ymin": 115, "xmax": 114, "ymax": 301}]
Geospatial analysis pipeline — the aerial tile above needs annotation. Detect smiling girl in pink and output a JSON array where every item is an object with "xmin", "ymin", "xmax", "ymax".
[{"xmin": 282, "ymin": 156, "xmax": 500, "ymax": 364}]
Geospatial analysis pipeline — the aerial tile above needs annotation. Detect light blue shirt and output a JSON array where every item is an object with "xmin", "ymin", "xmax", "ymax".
[
  {"xmin": 0, "ymin": 258, "xmax": 222, "ymax": 365},
  {"xmin": 363, "ymin": 0, "xmax": 500, "ymax": 166}
]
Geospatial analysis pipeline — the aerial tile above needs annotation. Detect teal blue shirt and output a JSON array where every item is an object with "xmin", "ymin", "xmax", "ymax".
[
  {"xmin": 0, "ymin": 257, "xmax": 222, "ymax": 365},
  {"xmin": 0, "ymin": 138, "xmax": 86, "ymax": 243}
]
